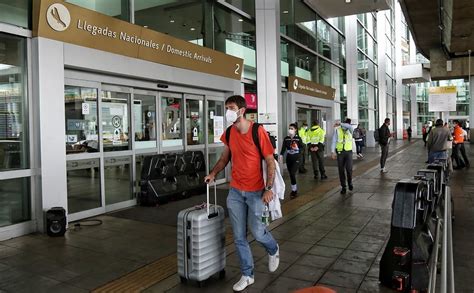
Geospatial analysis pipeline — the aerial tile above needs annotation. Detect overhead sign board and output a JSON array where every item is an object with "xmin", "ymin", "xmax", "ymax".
[
  {"xmin": 287, "ymin": 76, "xmax": 336, "ymax": 100},
  {"xmin": 34, "ymin": 0, "xmax": 244, "ymax": 80},
  {"xmin": 428, "ymin": 86, "xmax": 457, "ymax": 112}
]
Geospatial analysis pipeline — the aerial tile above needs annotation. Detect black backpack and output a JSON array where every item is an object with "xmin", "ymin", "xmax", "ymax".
[
  {"xmin": 225, "ymin": 123, "xmax": 277, "ymax": 160},
  {"xmin": 374, "ymin": 128, "xmax": 380, "ymax": 142}
]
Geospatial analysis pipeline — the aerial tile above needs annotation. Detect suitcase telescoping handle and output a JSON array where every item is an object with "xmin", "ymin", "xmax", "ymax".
[{"xmin": 206, "ymin": 182, "xmax": 218, "ymax": 219}]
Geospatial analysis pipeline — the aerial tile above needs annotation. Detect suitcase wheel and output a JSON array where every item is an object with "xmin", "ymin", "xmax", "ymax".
[
  {"xmin": 197, "ymin": 280, "xmax": 205, "ymax": 288},
  {"xmin": 219, "ymin": 269, "xmax": 226, "ymax": 280},
  {"xmin": 179, "ymin": 276, "xmax": 187, "ymax": 284}
]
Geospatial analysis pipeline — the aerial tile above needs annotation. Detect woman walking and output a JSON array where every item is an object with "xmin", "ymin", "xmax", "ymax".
[{"xmin": 280, "ymin": 123, "xmax": 304, "ymax": 198}]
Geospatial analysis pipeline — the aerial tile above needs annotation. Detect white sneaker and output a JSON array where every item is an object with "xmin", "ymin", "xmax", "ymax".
[
  {"xmin": 268, "ymin": 245, "xmax": 280, "ymax": 272},
  {"xmin": 359, "ymin": 153, "xmax": 364, "ymax": 158},
  {"xmin": 381, "ymin": 167, "xmax": 388, "ymax": 173},
  {"xmin": 232, "ymin": 275, "xmax": 254, "ymax": 291}
]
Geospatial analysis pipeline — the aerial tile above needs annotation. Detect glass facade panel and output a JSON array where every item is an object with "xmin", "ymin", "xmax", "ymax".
[
  {"xmin": 208, "ymin": 100, "xmax": 224, "ymax": 144},
  {"xmin": 319, "ymin": 59, "xmax": 332, "ymax": 87},
  {"xmin": 294, "ymin": 46, "xmax": 316, "ymax": 82},
  {"xmin": 104, "ymin": 156, "xmax": 132, "ymax": 205},
  {"xmin": 65, "ymin": 86, "xmax": 99, "ymax": 154},
  {"xmin": 134, "ymin": 1, "xmax": 256, "ymax": 80},
  {"xmin": 358, "ymin": 80, "xmax": 368, "ymax": 108},
  {"xmin": 0, "ymin": 33, "xmax": 29, "ymax": 171},
  {"xmin": 0, "ymin": 0, "xmax": 30, "ymax": 28},
  {"xmin": 67, "ymin": 159, "xmax": 101, "ymax": 214},
  {"xmin": 0, "ymin": 177, "xmax": 30, "ymax": 227},
  {"xmin": 101, "ymin": 91, "xmax": 131, "ymax": 151},
  {"xmin": 223, "ymin": 0, "xmax": 255, "ymax": 16},
  {"xmin": 133, "ymin": 94, "xmax": 157, "ymax": 149},
  {"xmin": 66, "ymin": 0, "xmax": 130, "ymax": 21},
  {"xmin": 186, "ymin": 98, "xmax": 204, "ymax": 145},
  {"xmin": 161, "ymin": 94, "xmax": 183, "ymax": 148},
  {"xmin": 214, "ymin": 5, "xmax": 256, "ymax": 80},
  {"xmin": 134, "ymin": 1, "xmax": 204, "ymax": 44}
]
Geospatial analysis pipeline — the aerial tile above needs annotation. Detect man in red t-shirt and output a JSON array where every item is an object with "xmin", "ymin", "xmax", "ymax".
[{"xmin": 204, "ymin": 95, "xmax": 279, "ymax": 291}]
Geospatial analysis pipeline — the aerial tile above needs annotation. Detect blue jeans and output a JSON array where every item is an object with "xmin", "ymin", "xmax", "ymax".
[
  {"xmin": 428, "ymin": 150, "xmax": 447, "ymax": 163},
  {"xmin": 227, "ymin": 188, "xmax": 278, "ymax": 277}
]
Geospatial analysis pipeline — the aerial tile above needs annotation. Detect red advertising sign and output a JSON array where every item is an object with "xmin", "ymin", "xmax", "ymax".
[{"xmin": 245, "ymin": 93, "xmax": 257, "ymax": 109}]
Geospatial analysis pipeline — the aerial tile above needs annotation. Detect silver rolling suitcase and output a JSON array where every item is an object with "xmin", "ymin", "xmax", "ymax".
[{"xmin": 177, "ymin": 183, "xmax": 226, "ymax": 286}]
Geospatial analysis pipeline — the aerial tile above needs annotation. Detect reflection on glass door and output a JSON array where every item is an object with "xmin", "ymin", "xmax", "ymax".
[
  {"xmin": 65, "ymin": 86, "xmax": 99, "ymax": 154},
  {"xmin": 67, "ymin": 159, "xmax": 101, "ymax": 214},
  {"xmin": 101, "ymin": 91, "xmax": 131, "ymax": 152},
  {"xmin": 186, "ymin": 97, "xmax": 204, "ymax": 146},
  {"xmin": 207, "ymin": 99, "xmax": 225, "ymax": 182},
  {"xmin": 104, "ymin": 156, "xmax": 133, "ymax": 205},
  {"xmin": 208, "ymin": 100, "xmax": 225, "ymax": 144},
  {"xmin": 161, "ymin": 93, "xmax": 183, "ymax": 148},
  {"xmin": 133, "ymin": 93, "xmax": 157, "ymax": 149},
  {"xmin": 297, "ymin": 106, "xmax": 322, "ymax": 128}
]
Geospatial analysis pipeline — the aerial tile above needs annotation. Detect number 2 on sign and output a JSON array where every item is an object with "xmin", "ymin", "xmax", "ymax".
[{"xmin": 234, "ymin": 63, "xmax": 240, "ymax": 75}]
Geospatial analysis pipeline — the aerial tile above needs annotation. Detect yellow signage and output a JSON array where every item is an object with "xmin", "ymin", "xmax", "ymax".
[
  {"xmin": 287, "ymin": 76, "xmax": 336, "ymax": 100},
  {"xmin": 429, "ymin": 86, "xmax": 457, "ymax": 94},
  {"xmin": 33, "ymin": 0, "xmax": 244, "ymax": 80}
]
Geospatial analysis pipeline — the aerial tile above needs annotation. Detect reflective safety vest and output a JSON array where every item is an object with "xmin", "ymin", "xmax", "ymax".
[
  {"xmin": 308, "ymin": 126, "xmax": 325, "ymax": 145},
  {"xmin": 336, "ymin": 127, "xmax": 353, "ymax": 152},
  {"xmin": 298, "ymin": 127, "xmax": 308, "ymax": 144}
]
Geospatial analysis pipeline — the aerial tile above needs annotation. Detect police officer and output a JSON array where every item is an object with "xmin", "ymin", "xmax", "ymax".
[
  {"xmin": 308, "ymin": 120, "xmax": 327, "ymax": 180},
  {"xmin": 298, "ymin": 123, "xmax": 309, "ymax": 173},
  {"xmin": 331, "ymin": 118, "xmax": 354, "ymax": 194}
]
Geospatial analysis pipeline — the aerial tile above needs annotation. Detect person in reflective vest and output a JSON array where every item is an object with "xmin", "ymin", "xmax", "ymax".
[
  {"xmin": 331, "ymin": 118, "xmax": 354, "ymax": 194},
  {"xmin": 308, "ymin": 120, "xmax": 327, "ymax": 180},
  {"xmin": 298, "ymin": 123, "xmax": 309, "ymax": 173}
]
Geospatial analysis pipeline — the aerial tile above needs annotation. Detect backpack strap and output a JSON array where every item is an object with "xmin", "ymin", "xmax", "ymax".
[
  {"xmin": 225, "ymin": 126, "xmax": 233, "ymax": 159},
  {"xmin": 252, "ymin": 123, "xmax": 264, "ymax": 159}
]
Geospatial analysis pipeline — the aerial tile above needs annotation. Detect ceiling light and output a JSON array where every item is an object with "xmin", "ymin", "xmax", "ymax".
[
  {"xmin": 190, "ymin": 27, "xmax": 196, "ymax": 31},
  {"xmin": 170, "ymin": 19, "xmax": 175, "ymax": 23},
  {"xmin": 144, "ymin": 25, "xmax": 148, "ymax": 28},
  {"xmin": 283, "ymin": 10, "xmax": 289, "ymax": 14},
  {"xmin": 238, "ymin": 18, "xmax": 243, "ymax": 22},
  {"xmin": 346, "ymin": 0, "xmax": 351, "ymax": 3}
]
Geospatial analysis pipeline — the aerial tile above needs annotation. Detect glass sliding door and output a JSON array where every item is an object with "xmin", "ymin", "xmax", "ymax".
[
  {"xmin": 104, "ymin": 156, "xmax": 133, "ymax": 206},
  {"xmin": 133, "ymin": 90, "xmax": 157, "ymax": 150},
  {"xmin": 101, "ymin": 85, "xmax": 135, "ymax": 210},
  {"xmin": 161, "ymin": 92, "xmax": 184, "ymax": 151},
  {"xmin": 185, "ymin": 95, "xmax": 204, "ymax": 147},
  {"xmin": 206, "ymin": 97, "xmax": 226, "ymax": 183},
  {"xmin": 101, "ymin": 90, "xmax": 131, "ymax": 152},
  {"xmin": 64, "ymin": 79, "xmax": 104, "ymax": 220},
  {"xmin": 66, "ymin": 159, "xmax": 101, "ymax": 214},
  {"xmin": 65, "ymin": 86, "xmax": 99, "ymax": 154}
]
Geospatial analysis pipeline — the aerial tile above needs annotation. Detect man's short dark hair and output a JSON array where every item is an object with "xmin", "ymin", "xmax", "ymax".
[
  {"xmin": 384, "ymin": 118, "xmax": 390, "ymax": 124},
  {"xmin": 313, "ymin": 120, "xmax": 319, "ymax": 125},
  {"xmin": 225, "ymin": 95, "xmax": 247, "ymax": 109},
  {"xmin": 453, "ymin": 120, "xmax": 460, "ymax": 125},
  {"xmin": 344, "ymin": 118, "xmax": 351, "ymax": 124},
  {"xmin": 289, "ymin": 123, "xmax": 297, "ymax": 129},
  {"xmin": 435, "ymin": 119, "xmax": 444, "ymax": 126}
]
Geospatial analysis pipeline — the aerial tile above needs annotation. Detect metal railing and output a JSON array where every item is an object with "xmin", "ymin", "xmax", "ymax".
[{"xmin": 429, "ymin": 185, "xmax": 455, "ymax": 293}]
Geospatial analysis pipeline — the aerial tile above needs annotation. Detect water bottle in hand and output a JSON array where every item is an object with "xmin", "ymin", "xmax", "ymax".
[{"xmin": 262, "ymin": 204, "xmax": 270, "ymax": 226}]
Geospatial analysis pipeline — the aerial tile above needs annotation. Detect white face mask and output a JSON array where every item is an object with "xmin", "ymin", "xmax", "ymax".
[
  {"xmin": 289, "ymin": 129, "xmax": 296, "ymax": 136},
  {"xmin": 225, "ymin": 109, "xmax": 239, "ymax": 124}
]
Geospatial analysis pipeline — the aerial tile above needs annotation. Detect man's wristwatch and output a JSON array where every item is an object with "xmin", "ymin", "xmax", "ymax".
[{"xmin": 264, "ymin": 185, "xmax": 273, "ymax": 191}]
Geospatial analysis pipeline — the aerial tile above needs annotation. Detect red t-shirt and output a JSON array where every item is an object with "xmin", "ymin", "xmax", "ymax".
[{"xmin": 221, "ymin": 122, "xmax": 274, "ymax": 192}]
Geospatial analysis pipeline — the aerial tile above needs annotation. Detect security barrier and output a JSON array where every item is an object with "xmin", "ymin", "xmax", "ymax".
[
  {"xmin": 380, "ymin": 159, "xmax": 455, "ymax": 292},
  {"xmin": 139, "ymin": 151, "xmax": 206, "ymax": 206}
]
